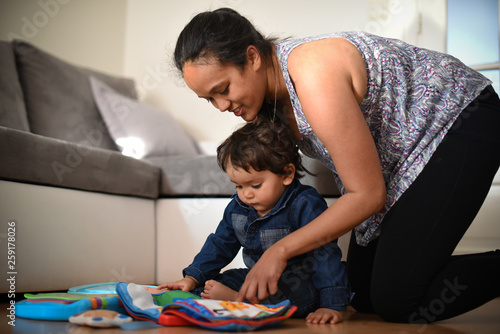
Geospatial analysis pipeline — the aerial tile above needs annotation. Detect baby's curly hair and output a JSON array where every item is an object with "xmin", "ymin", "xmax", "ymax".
[{"xmin": 217, "ymin": 116, "xmax": 308, "ymax": 179}]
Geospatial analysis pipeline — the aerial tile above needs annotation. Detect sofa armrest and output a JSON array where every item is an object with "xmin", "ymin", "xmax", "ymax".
[{"xmin": 0, "ymin": 126, "xmax": 161, "ymax": 198}]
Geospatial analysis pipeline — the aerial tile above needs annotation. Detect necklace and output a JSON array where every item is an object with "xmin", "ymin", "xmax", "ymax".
[{"xmin": 272, "ymin": 62, "xmax": 278, "ymax": 123}]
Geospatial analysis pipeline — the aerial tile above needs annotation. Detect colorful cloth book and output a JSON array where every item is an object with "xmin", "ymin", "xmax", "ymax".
[{"xmin": 116, "ymin": 282, "xmax": 296, "ymax": 331}]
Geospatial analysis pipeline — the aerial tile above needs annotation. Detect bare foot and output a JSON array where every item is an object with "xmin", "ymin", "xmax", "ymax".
[{"xmin": 201, "ymin": 280, "xmax": 239, "ymax": 300}]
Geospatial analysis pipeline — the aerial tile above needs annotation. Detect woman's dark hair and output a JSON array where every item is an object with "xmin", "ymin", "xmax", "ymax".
[
  {"xmin": 217, "ymin": 115, "xmax": 308, "ymax": 179},
  {"xmin": 174, "ymin": 8, "xmax": 275, "ymax": 72}
]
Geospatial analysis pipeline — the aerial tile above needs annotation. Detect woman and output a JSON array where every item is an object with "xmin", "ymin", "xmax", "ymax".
[{"xmin": 173, "ymin": 7, "xmax": 500, "ymax": 324}]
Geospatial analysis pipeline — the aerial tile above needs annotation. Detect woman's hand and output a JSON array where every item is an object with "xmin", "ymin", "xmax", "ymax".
[
  {"xmin": 237, "ymin": 245, "xmax": 288, "ymax": 303},
  {"xmin": 306, "ymin": 308, "xmax": 344, "ymax": 324},
  {"xmin": 157, "ymin": 276, "xmax": 198, "ymax": 292}
]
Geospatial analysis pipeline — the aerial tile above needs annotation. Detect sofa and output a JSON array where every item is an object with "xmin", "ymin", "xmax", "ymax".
[{"xmin": 0, "ymin": 40, "xmax": 341, "ymax": 293}]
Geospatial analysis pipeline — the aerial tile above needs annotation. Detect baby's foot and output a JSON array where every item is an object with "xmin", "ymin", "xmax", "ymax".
[{"xmin": 201, "ymin": 280, "xmax": 239, "ymax": 300}]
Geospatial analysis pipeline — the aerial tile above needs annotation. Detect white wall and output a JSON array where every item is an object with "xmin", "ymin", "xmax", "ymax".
[
  {"xmin": 0, "ymin": 0, "xmax": 128, "ymax": 76},
  {"xmin": 0, "ymin": 0, "xmax": 446, "ymax": 143},
  {"xmin": 123, "ymin": 0, "xmax": 446, "ymax": 143}
]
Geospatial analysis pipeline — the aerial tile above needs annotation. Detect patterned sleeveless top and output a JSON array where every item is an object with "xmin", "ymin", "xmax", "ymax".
[{"xmin": 275, "ymin": 32, "xmax": 490, "ymax": 246}]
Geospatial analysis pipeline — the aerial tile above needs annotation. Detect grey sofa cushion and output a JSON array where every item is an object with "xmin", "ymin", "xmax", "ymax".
[
  {"xmin": 148, "ymin": 155, "xmax": 235, "ymax": 196},
  {"xmin": 89, "ymin": 76, "xmax": 201, "ymax": 159},
  {"xmin": 0, "ymin": 41, "xmax": 29, "ymax": 131},
  {"xmin": 13, "ymin": 40, "xmax": 137, "ymax": 151},
  {"xmin": 300, "ymin": 156, "xmax": 341, "ymax": 197},
  {"xmin": 0, "ymin": 126, "xmax": 161, "ymax": 199}
]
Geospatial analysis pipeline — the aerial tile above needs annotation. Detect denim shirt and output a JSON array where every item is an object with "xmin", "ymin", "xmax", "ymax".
[{"xmin": 183, "ymin": 179, "xmax": 351, "ymax": 310}]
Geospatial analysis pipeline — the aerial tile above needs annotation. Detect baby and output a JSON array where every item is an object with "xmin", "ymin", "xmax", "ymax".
[{"xmin": 158, "ymin": 116, "xmax": 351, "ymax": 323}]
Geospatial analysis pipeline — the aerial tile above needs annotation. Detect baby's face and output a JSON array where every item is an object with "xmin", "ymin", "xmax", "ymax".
[{"xmin": 226, "ymin": 164, "xmax": 289, "ymax": 218}]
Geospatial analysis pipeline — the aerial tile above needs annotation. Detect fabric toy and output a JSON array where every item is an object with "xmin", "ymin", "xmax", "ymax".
[
  {"xmin": 15, "ymin": 293, "xmax": 125, "ymax": 321},
  {"xmin": 116, "ymin": 282, "xmax": 297, "ymax": 331},
  {"xmin": 23, "ymin": 292, "xmax": 116, "ymax": 303},
  {"xmin": 68, "ymin": 282, "xmax": 156, "ymax": 294},
  {"xmin": 69, "ymin": 310, "xmax": 133, "ymax": 328},
  {"xmin": 161, "ymin": 298, "xmax": 297, "ymax": 331}
]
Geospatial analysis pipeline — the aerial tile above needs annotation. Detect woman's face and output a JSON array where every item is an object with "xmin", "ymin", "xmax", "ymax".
[{"xmin": 182, "ymin": 56, "xmax": 267, "ymax": 122}]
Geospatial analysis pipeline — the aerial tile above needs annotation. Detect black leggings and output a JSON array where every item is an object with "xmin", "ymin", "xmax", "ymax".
[{"xmin": 347, "ymin": 85, "xmax": 500, "ymax": 323}]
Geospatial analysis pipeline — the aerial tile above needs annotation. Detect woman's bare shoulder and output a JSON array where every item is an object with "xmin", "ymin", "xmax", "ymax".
[
  {"xmin": 287, "ymin": 37, "xmax": 367, "ymax": 103},
  {"xmin": 288, "ymin": 37, "xmax": 360, "ymax": 68}
]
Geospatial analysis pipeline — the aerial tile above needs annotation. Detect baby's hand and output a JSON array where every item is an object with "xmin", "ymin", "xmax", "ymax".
[
  {"xmin": 156, "ymin": 282, "xmax": 178, "ymax": 291},
  {"xmin": 306, "ymin": 308, "xmax": 344, "ymax": 324},
  {"xmin": 157, "ymin": 276, "xmax": 198, "ymax": 292},
  {"xmin": 143, "ymin": 286, "xmax": 168, "ymax": 294}
]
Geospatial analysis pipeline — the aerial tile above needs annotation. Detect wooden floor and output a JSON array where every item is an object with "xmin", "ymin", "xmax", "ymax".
[{"xmin": 2, "ymin": 297, "xmax": 499, "ymax": 334}]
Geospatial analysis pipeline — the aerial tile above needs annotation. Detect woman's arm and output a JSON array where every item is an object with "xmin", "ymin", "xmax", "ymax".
[
  {"xmin": 281, "ymin": 37, "xmax": 387, "ymax": 253},
  {"xmin": 238, "ymin": 38, "xmax": 386, "ymax": 303}
]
